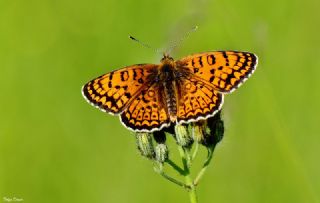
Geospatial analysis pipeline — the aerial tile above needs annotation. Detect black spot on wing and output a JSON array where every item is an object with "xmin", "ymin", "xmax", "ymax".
[{"xmin": 207, "ymin": 55, "xmax": 215, "ymax": 65}]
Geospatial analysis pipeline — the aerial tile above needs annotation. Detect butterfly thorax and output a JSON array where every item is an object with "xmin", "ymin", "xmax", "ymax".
[{"xmin": 159, "ymin": 55, "xmax": 179, "ymax": 122}]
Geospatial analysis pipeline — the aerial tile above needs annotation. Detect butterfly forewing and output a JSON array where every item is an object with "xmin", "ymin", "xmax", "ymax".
[
  {"xmin": 177, "ymin": 51, "xmax": 258, "ymax": 93},
  {"xmin": 82, "ymin": 64, "xmax": 158, "ymax": 114}
]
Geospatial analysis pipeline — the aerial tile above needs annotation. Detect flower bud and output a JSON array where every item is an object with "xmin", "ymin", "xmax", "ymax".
[
  {"xmin": 174, "ymin": 124, "xmax": 193, "ymax": 147},
  {"xmin": 201, "ymin": 111, "xmax": 224, "ymax": 147},
  {"xmin": 135, "ymin": 133, "xmax": 155, "ymax": 159},
  {"xmin": 192, "ymin": 121, "xmax": 205, "ymax": 143},
  {"xmin": 153, "ymin": 131, "xmax": 166, "ymax": 144},
  {"xmin": 155, "ymin": 144, "xmax": 168, "ymax": 163}
]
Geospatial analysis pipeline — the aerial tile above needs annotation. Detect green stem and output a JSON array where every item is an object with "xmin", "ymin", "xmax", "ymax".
[
  {"xmin": 191, "ymin": 140, "xmax": 199, "ymax": 161},
  {"xmin": 191, "ymin": 124, "xmax": 200, "ymax": 162},
  {"xmin": 193, "ymin": 147, "xmax": 214, "ymax": 186},
  {"xmin": 177, "ymin": 146, "xmax": 198, "ymax": 203},
  {"xmin": 166, "ymin": 159, "xmax": 185, "ymax": 175},
  {"xmin": 154, "ymin": 163, "xmax": 190, "ymax": 189}
]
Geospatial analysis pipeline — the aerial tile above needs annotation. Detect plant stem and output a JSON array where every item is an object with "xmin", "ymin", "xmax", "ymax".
[
  {"xmin": 177, "ymin": 146, "xmax": 198, "ymax": 203},
  {"xmin": 166, "ymin": 158, "xmax": 185, "ymax": 175},
  {"xmin": 193, "ymin": 147, "xmax": 214, "ymax": 186},
  {"xmin": 191, "ymin": 140, "xmax": 199, "ymax": 161},
  {"xmin": 154, "ymin": 164, "xmax": 190, "ymax": 189}
]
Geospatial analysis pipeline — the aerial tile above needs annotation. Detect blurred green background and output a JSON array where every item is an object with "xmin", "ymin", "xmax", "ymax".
[{"xmin": 1, "ymin": 0, "xmax": 319, "ymax": 202}]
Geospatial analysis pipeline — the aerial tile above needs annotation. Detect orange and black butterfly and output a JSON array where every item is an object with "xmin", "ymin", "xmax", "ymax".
[{"xmin": 82, "ymin": 51, "xmax": 258, "ymax": 132}]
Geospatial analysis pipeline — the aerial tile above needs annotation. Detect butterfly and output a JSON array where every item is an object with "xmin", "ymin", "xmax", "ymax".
[{"xmin": 82, "ymin": 51, "xmax": 258, "ymax": 132}]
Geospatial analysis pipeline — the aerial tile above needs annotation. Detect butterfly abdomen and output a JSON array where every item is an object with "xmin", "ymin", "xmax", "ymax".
[
  {"xmin": 160, "ymin": 60, "xmax": 179, "ymax": 122},
  {"xmin": 164, "ymin": 80, "xmax": 177, "ymax": 121}
]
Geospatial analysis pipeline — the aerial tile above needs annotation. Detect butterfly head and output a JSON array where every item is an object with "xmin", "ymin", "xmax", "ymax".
[
  {"xmin": 161, "ymin": 53, "xmax": 175, "ymax": 66},
  {"xmin": 159, "ymin": 53, "xmax": 177, "ymax": 81}
]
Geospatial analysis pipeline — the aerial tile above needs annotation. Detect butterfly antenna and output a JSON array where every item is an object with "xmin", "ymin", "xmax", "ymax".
[
  {"xmin": 166, "ymin": 25, "xmax": 198, "ymax": 54},
  {"xmin": 129, "ymin": 35, "xmax": 161, "ymax": 54}
]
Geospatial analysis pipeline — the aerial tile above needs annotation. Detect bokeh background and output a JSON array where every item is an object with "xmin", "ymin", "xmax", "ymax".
[{"xmin": 1, "ymin": 0, "xmax": 319, "ymax": 202}]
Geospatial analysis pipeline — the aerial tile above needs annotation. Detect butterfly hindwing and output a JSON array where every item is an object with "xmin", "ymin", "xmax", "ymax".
[
  {"xmin": 82, "ymin": 64, "xmax": 158, "ymax": 114},
  {"xmin": 120, "ymin": 84, "xmax": 171, "ymax": 132},
  {"xmin": 177, "ymin": 51, "xmax": 258, "ymax": 93},
  {"xmin": 176, "ymin": 76, "xmax": 223, "ymax": 123}
]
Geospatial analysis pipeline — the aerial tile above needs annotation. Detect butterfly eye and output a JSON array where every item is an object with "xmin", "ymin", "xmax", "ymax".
[
  {"xmin": 174, "ymin": 70, "xmax": 183, "ymax": 78},
  {"xmin": 154, "ymin": 74, "xmax": 161, "ymax": 82}
]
